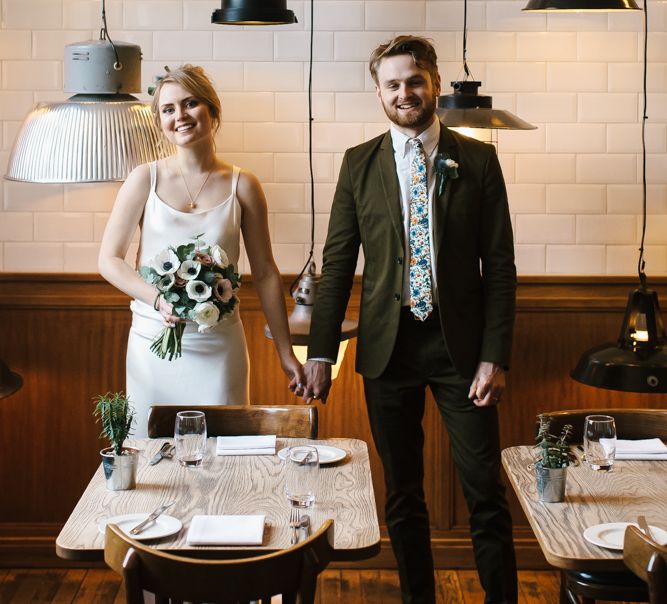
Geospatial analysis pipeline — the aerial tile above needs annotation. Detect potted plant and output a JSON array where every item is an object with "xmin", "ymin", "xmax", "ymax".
[
  {"xmin": 534, "ymin": 414, "xmax": 573, "ymax": 503},
  {"xmin": 94, "ymin": 392, "xmax": 138, "ymax": 490}
]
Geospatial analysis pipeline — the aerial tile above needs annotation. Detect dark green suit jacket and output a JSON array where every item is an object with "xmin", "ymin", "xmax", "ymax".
[{"xmin": 308, "ymin": 125, "xmax": 517, "ymax": 380}]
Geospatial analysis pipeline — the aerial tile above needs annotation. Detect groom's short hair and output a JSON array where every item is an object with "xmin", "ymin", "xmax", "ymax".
[{"xmin": 369, "ymin": 36, "xmax": 439, "ymax": 86}]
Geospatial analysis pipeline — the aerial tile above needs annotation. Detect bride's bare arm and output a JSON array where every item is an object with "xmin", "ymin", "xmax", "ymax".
[
  {"xmin": 98, "ymin": 164, "xmax": 163, "ymax": 308},
  {"xmin": 237, "ymin": 170, "xmax": 304, "ymax": 385}
]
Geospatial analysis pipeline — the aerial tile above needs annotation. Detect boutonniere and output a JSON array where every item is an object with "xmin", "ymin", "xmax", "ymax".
[{"xmin": 434, "ymin": 153, "xmax": 459, "ymax": 196}]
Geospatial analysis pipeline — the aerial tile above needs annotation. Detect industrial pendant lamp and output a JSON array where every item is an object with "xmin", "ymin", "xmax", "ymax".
[
  {"xmin": 212, "ymin": 0, "xmax": 297, "ymax": 25},
  {"xmin": 5, "ymin": 1, "xmax": 172, "ymax": 183},
  {"xmin": 262, "ymin": 0, "xmax": 357, "ymax": 379},
  {"xmin": 523, "ymin": 0, "xmax": 639, "ymax": 11},
  {"xmin": 437, "ymin": 0, "xmax": 536, "ymax": 143},
  {"xmin": 569, "ymin": 1, "xmax": 667, "ymax": 392}
]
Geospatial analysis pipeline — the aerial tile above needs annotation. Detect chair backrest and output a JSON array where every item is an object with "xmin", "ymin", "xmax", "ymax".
[
  {"xmin": 104, "ymin": 519, "xmax": 334, "ymax": 604},
  {"xmin": 147, "ymin": 404, "xmax": 318, "ymax": 439},
  {"xmin": 624, "ymin": 525, "xmax": 667, "ymax": 604},
  {"xmin": 536, "ymin": 409, "xmax": 667, "ymax": 443}
]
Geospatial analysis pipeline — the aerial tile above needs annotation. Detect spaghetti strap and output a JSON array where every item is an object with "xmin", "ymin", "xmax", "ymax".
[
  {"xmin": 149, "ymin": 161, "xmax": 157, "ymax": 192},
  {"xmin": 231, "ymin": 165, "xmax": 240, "ymax": 199}
]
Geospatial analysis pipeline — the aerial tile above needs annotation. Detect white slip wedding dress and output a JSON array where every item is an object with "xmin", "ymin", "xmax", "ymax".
[{"xmin": 126, "ymin": 162, "xmax": 249, "ymax": 437}]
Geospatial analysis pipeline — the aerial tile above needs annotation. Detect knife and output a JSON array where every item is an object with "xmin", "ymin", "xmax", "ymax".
[
  {"xmin": 129, "ymin": 502, "xmax": 174, "ymax": 535},
  {"xmin": 149, "ymin": 442, "xmax": 174, "ymax": 466}
]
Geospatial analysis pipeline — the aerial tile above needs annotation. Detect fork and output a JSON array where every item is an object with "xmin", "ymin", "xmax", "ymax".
[{"xmin": 289, "ymin": 507, "xmax": 301, "ymax": 545}]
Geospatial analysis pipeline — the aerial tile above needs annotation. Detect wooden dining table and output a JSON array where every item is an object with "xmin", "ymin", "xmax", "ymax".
[
  {"xmin": 56, "ymin": 437, "xmax": 380, "ymax": 562},
  {"xmin": 502, "ymin": 445, "xmax": 667, "ymax": 572}
]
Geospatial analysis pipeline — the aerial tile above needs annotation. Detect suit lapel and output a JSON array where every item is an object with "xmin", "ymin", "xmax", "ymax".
[
  {"xmin": 378, "ymin": 132, "xmax": 405, "ymax": 245},
  {"xmin": 433, "ymin": 126, "xmax": 459, "ymax": 262}
]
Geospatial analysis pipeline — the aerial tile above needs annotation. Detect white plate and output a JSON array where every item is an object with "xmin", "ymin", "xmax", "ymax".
[
  {"xmin": 98, "ymin": 513, "xmax": 182, "ymax": 541},
  {"xmin": 583, "ymin": 522, "xmax": 667, "ymax": 550},
  {"xmin": 278, "ymin": 444, "xmax": 347, "ymax": 465}
]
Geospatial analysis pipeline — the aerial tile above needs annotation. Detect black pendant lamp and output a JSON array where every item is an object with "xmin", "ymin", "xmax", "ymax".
[
  {"xmin": 0, "ymin": 360, "xmax": 22, "ymax": 399},
  {"xmin": 437, "ymin": 0, "xmax": 536, "ymax": 134},
  {"xmin": 570, "ymin": 1, "xmax": 667, "ymax": 393},
  {"xmin": 212, "ymin": 0, "xmax": 297, "ymax": 25},
  {"xmin": 523, "ymin": 0, "xmax": 639, "ymax": 10}
]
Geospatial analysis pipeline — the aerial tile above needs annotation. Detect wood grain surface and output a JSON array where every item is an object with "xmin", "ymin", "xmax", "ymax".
[
  {"xmin": 502, "ymin": 445, "xmax": 667, "ymax": 571},
  {"xmin": 56, "ymin": 438, "xmax": 380, "ymax": 563}
]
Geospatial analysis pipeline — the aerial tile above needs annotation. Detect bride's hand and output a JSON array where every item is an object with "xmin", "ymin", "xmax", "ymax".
[
  {"xmin": 156, "ymin": 295, "xmax": 183, "ymax": 328},
  {"xmin": 283, "ymin": 355, "xmax": 305, "ymax": 395}
]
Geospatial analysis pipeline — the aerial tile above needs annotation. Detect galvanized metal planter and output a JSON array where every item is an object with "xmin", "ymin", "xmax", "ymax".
[
  {"xmin": 535, "ymin": 463, "xmax": 567, "ymax": 503},
  {"xmin": 100, "ymin": 446, "xmax": 139, "ymax": 491}
]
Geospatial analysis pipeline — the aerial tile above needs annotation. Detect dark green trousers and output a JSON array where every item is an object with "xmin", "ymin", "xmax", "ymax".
[{"xmin": 363, "ymin": 307, "xmax": 518, "ymax": 604}]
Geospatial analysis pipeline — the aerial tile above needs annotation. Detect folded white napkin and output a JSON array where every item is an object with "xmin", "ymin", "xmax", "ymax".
[
  {"xmin": 216, "ymin": 435, "xmax": 276, "ymax": 456},
  {"xmin": 186, "ymin": 514, "xmax": 266, "ymax": 545},
  {"xmin": 615, "ymin": 438, "xmax": 667, "ymax": 460}
]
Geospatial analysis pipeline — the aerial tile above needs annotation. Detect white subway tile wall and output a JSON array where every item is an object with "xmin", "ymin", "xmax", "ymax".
[{"xmin": 0, "ymin": 0, "xmax": 665, "ymax": 276}]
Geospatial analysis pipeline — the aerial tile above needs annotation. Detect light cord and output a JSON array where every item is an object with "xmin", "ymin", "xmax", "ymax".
[
  {"xmin": 290, "ymin": 0, "xmax": 316, "ymax": 295},
  {"xmin": 99, "ymin": 0, "xmax": 121, "ymax": 70},
  {"xmin": 638, "ymin": 0, "xmax": 648, "ymax": 288}
]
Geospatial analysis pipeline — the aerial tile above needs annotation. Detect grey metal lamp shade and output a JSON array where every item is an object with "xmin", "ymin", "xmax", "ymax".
[
  {"xmin": 212, "ymin": 0, "xmax": 297, "ymax": 24},
  {"xmin": 5, "ymin": 39, "xmax": 173, "ymax": 184},
  {"xmin": 0, "ymin": 360, "xmax": 22, "ymax": 399},
  {"xmin": 523, "ymin": 0, "xmax": 639, "ymax": 10},
  {"xmin": 437, "ymin": 81, "xmax": 537, "ymax": 130},
  {"xmin": 571, "ymin": 288, "xmax": 667, "ymax": 393},
  {"xmin": 5, "ymin": 97, "xmax": 171, "ymax": 183}
]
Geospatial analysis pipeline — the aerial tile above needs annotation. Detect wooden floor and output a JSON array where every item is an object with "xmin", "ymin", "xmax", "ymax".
[{"xmin": 0, "ymin": 567, "xmax": 635, "ymax": 603}]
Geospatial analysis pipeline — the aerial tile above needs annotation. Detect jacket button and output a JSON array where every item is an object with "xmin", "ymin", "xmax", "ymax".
[
  {"xmin": 397, "ymin": 257, "xmax": 403, "ymax": 265},
  {"xmin": 393, "ymin": 293, "xmax": 400, "ymax": 301}
]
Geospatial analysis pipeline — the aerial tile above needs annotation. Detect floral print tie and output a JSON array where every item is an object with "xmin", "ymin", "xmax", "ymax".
[{"xmin": 409, "ymin": 138, "xmax": 433, "ymax": 321}]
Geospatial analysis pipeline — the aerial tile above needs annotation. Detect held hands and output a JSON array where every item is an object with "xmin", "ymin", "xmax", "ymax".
[
  {"xmin": 468, "ymin": 361, "xmax": 506, "ymax": 407},
  {"xmin": 289, "ymin": 360, "xmax": 332, "ymax": 405}
]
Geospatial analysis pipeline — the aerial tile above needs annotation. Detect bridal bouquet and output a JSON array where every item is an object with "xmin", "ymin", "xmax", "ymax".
[{"xmin": 139, "ymin": 234, "xmax": 241, "ymax": 361}]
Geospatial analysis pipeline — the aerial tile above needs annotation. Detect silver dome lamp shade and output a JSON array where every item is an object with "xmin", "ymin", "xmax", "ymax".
[{"xmin": 5, "ymin": 36, "xmax": 173, "ymax": 183}]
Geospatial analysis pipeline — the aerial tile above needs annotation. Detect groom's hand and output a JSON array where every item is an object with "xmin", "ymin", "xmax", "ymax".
[
  {"xmin": 468, "ymin": 361, "xmax": 505, "ymax": 407},
  {"xmin": 302, "ymin": 360, "xmax": 332, "ymax": 404}
]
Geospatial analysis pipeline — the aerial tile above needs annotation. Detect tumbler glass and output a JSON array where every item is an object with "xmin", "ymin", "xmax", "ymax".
[
  {"xmin": 174, "ymin": 410, "xmax": 207, "ymax": 468},
  {"xmin": 583, "ymin": 414, "xmax": 616, "ymax": 471},
  {"xmin": 284, "ymin": 445, "xmax": 319, "ymax": 508}
]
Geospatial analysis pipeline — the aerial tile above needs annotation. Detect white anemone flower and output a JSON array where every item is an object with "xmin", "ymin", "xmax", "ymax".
[
  {"xmin": 156, "ymin": 273, "xmax": 175, "ymax": 292},
  {"xmin": 211, "ymin": 245, "xmax": 229, "ymax": 268},
  {"xmin": 152, "ymin": 248, "xmax": 180, "ymax": 275},
  {"xmin": 177, "ymin": 259, "xmax": 201, "ymax": 281},
  {"xmin": 192, "ymin": 301, "xmax": 220, "ymax": 333},
  {"xmin": 186, "ymin": 280, "xmax": 212, "ymax": 302}
]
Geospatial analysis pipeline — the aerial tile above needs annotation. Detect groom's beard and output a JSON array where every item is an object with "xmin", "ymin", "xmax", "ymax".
[{"xmin": 381, "ymin": 92, "xmax": 438, "ymax": 131}]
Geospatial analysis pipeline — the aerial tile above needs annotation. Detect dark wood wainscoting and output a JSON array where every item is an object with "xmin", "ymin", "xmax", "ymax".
[{"xmin": 0, "ymin": 274, "xmax": 665, "ymax": 568}]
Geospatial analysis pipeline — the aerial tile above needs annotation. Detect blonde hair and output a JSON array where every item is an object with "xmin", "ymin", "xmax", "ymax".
[
  {"xmin": 151, "ymin": 64, "xmax": 222, "ymax": 136},
  {"xmin": 369, "ymin": 35, "xmax": 439, "ymax": 86}
]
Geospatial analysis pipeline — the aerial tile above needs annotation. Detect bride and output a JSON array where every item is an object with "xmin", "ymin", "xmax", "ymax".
[{"xmin": 99, "ymin": 64, "xmax": 303, "ymax": 437}]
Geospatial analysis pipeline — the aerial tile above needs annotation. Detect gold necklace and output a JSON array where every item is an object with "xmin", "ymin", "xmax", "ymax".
[{"xmin": 177, "ymin": 162, "xmax": 212, "ymax": 210}]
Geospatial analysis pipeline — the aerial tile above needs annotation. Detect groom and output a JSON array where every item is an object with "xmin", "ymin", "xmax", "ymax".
[{"xmin": 302, "ymin": 36, "xmax": 518, "ymax": 603}]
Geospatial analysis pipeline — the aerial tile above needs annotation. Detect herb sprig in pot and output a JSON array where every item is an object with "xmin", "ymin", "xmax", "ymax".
[{"xmin": 535, "ymin": 414, "xmax": 573, "ymax": 468}]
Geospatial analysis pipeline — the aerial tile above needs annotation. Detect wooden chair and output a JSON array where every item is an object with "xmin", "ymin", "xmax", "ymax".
[
  {"xmin": 147, "ymin": 404, "xmax": 318, "ymax": 439},
  {"xmin": 537, "ymin": 408, "xmax": 667, "ymax": 604},
  {"xmin": 537, "ymin": 408, "xmax": 667, "ymax": 444},
  {"xmin": 104, "ymin": 519, "xmax": 334, "ymax": 604},
  {"xmin": 624, "ymin": 525, "xmax": 667, "ymax": 604}
]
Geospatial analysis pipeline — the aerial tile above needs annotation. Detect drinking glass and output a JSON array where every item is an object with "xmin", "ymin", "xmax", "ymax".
[
  {"xmin": 284, "ymin": 445, "xmax": 319, "ymax": 508},
  {"xmin": 174, "ymin": 410, "xmax": 207, "ymax": 467},
  {"xmin": 583, "ymin": 414, "xmax": 617, "ymax": 471}
]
